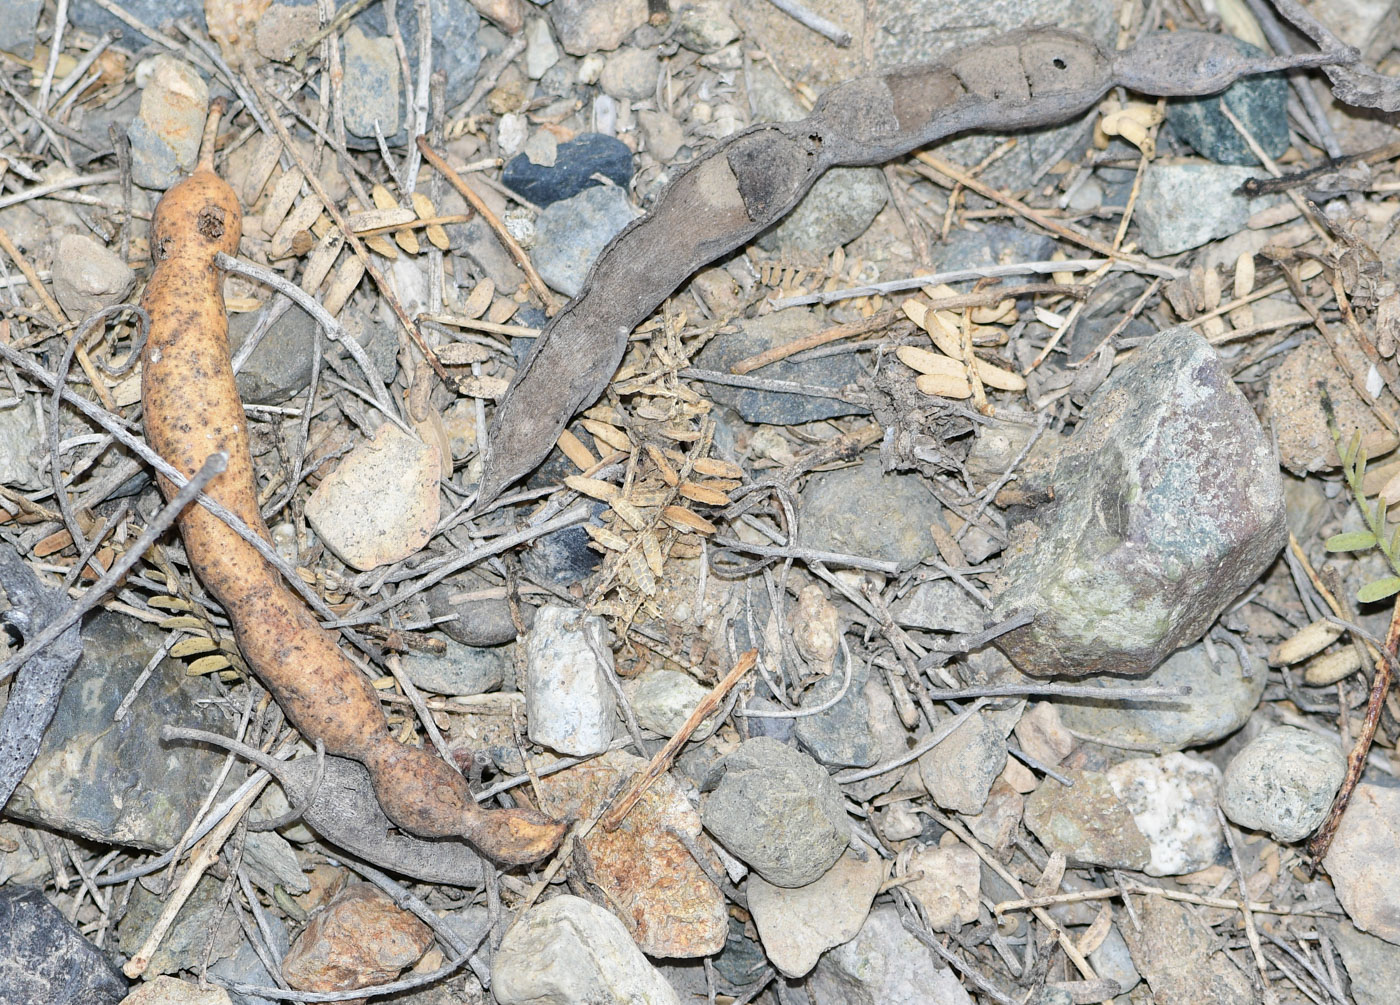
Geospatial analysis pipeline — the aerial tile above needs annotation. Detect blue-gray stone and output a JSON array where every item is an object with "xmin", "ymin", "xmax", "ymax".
[
  {"xmin": 532, "ymin": 184, "xmax": 638, "ymax": 297},
  {"xmin": 757, "ymin": 167, "xmax": 887, "ymax": 253},
  {"xmin": 503, "ymin": 132, "xmax": 634, "ymax": 206},
  {"xmin": 800, "ymin": 456, "xmax": 944, "ymax": 568},
  {"xmin": 0, "ymin": 0, "xmax": 43, "ymax": 59},
  {"xmin": 0, "ymin": 886, "xmax": 128, "ymax": 1005},
  {"xmin": 401, "ymin": 636, "xmax": 509, "ymax": 696},
  {"xmin": 522, "ymin": 499, "xmax": 607, "ymax": 586},
  {"xmin": 794, "ymin": 652, "xmax": 879, "ymax": 768},
  {"xmin": 126, "ymin": 115, "xmax": 182, "ymax": 192},
  {"xmin": 71, "ymin": 0, "xmax": 200, "ymax": 34},
  {"xmin": 1135, "ymin": 163, "xmax": 1276, "ymax": 257},
  {"xmin": 1167, "ymin": 40, "xmax": 1288, "ymax": 166}
]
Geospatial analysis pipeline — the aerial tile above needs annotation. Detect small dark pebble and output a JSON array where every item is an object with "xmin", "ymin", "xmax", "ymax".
[{"xmin": 503, "ymin": 133, "xmax": 634, "ymax": 207}]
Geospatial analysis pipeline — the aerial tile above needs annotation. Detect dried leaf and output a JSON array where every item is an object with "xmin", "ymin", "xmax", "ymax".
[
  {"xmin": 914, "ymin": 372, "xmax": 973, "ymax": 399},
  {"xmin": 370, "ymin": 184, "xmax": 398, "ymax": 211},
  {"xmin": 692, "ymin": 457, "xmax": 744, "ymax": 479},
  {"xmin": 558, "ymin": 428, "xmax": 598, "ymax": 471},
  {"xmin": 584, "ymin": 523, "xmax": 630, "ymax": 552},
  {"xmin": 187, "ymin": 654, "xmax": 234, "ymax": 675},
  {"xmin": 678, "ymin": 481, "xmax": 730, "ymax": 506},
  {"xmin": 170, "ymin": 637, "xmax": 219, "ymax": 658},
  {"xmin": 662, "ymin": 506, "xmax": 716, "ymax": 535},
  {"xmin": 565, "ymin": 475, "xmax": 621, "ymax": 502}
]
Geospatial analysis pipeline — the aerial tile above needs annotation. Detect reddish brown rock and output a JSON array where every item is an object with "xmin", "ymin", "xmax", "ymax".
[{"xmin": 281, "ymin": 883, "xmax": 433, "ymax": 993}]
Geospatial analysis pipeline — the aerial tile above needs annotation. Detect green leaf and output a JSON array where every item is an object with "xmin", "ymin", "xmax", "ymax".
[
  {"xmin": 1326, "ymin": 531, "xmax": 1378, "ymax": 552},
  {"xmin": 1358, "ymin": 576, "xmax": 1400, "ymax": 603}
]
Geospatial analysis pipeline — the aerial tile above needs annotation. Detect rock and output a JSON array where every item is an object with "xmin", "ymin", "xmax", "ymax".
[
  {"xmin": 1167, "ymin": 40, "xmax": 1288, "ymax": 165},
  {"xmin": 1053, "ymin": 639, "xmax": 1265, "ymax": 751},
  {"xmin": 906, "ymin": 838, "xmax": 981, "ymax": 933},
  {"xmin": 626, "ymin": 668, "xmax": 719, "ymax": 739},
  {"xmin": 281, "ymin": 883, "xmax": 432, "ymax": 993},
  {"xmin": 800, "ymin": 457, "xmax": 944, "ymax": 568},
  {"xmin": 748, "ymin": 848, "xmax": 885, "ymax": 977},
  {"xmin": 1270, "ymin": 335, "xmax": 1395, "ymax": 474},
  {"xmin": 503, "ymin": 132, "xmax": 634, "ymax": 206},
  {"xmin": 794, "ymin": 651, "xmax": 879, "ymax": 768},
  {"xmin": 428, "ymin": 570, "xmax": 523, "ymax": 647},
  {"xmin": 891, "ymin": 580, "xmax": 984, "ymax": 634},
  {"xmin": 119, "ymin": 977, "xmax": 231, "ymax": 1005},
  {"xmin": 119, "ymin": 875, "xmax": 243, "ymax": 975},
  {"xmin": 692, "ymin": 309, "xmax": 870, "ymax": 423},
  {"xmin": 1222, "ymin": 726, "xmax": 1345, "ymax": 842},
  {"xmin": 601, "ymin": 47, "xmax": 659, "ymax": 100},
  {"xmin": 1135, "ymin": 164, "xmax": 1276, "ymax": 256},
  {"xmin": 758, "ymin": 167, "xmax": 887, "ymax": 253},
  {"xmin": 226, "ymin": 303, "xmax": 321, "ymax": 405},
  {"xmin": 1120, "ymin": 895, "xmax": 1259, "ymax": 1004},
  {"xmin": 702, "ymin": 736, "xmax": 850, "ymax": 887},
  {"xmin": 242, "ymin": 829, "xmax": 309, "ymax": 896},
  {"xmin": 1106, "ymin": 753, "xmax": 1222, "ymax": 876},
  {"xmin": 919, "ymin": 706, "xmax": 1017, "ymax": 814},
  {"xmin": 208, "ymin": 915, "xmax": 288, "ymax": 1005},
  {"xmin": 0, "ymin": 397, "xmax": 47, "ymax": 491},
  {"xmin": 255, "ymin": 4, "xmax": 321, "ymax": 62},
  {"xmin": 127, "ymin": 55, "xmax": 208, "ymax": 190},
  {"xmin": 492, "ymin": 895, "xmax": 681, "ymax": 1005},
  {"xmin": 675, "ymin": 0, "xmax": 740, "ymax": 53},
  {"xmin": 304, "ymin": 423, "xmax": 441, "ymax": 571},
  {"xmin": 1329, "ymin": 919, "xmax": 1400, "ymax": 1005},
  {"xmin": 964, "ymin": 779, "xmax": 1024, "ymax": 852},
  {"xmin": 1089, "ymin": 924, "xmax": 1142, "ymax": 996},
  {"xmin": 808, "ymin": 906, "xmax": 974, "ymax": 1005},
  {"xmin": 0, "ymin": 885, "xmax": 128, "ymax": 1005},
  {"xmin": 536, "ymin": 751, "xmax": 727, "ymax": 956},
  {"xmin": 399, "ymin": 636, "xmax": 508, "ymax": 696},
  {"xmin": 532, "ymin": 185, "xmax": 639, "ymax": 296},
  {"xmin": 994, "ymin": 328, "xmax": 1286, "ymax": 677},
  {"xmin": 1013, "ymin": 703, "xmax": 1075, "ymax": 768},
  {"xmin": 524, "ymin": 604, "xmax": 617, "ymax": 755},
  {"xmin": 547, "ymin": 0, "xmax": 649, "ymax": 55},
  {"xmin": 1024, "ymin": 769, "xmax": 1151, "ymax": 870},
  {"xmin": 340, "ymin": 26, "xmax": 399, "ymax": 141},
  {"xmin": 51, "ymin": 234, "xmax": 135, "ymax": 318},
  {"xmin": 521, "ymin": 505, "xmax": 605, "ymax": 585},
  {"xmin": 5, "ymin": 612, "xmax": 232, "ymax": 849},
  {"xmin": 1325, "ymin": 783, "xmax": 1400, "ymax": 944},
  {"xmin": 638, "ymin": 109, "xmax": 685, "ymax": 162},
  {"xmin": 71, "ymin": 0, "xmax": 199, "ymax": 35},
  {"xmin": 525, "ymin": 16, "xmax": 560, "ymax": 79},
  {"xmin": 0, "ymin": 0, "xmax": 43, "ymax": 59}
]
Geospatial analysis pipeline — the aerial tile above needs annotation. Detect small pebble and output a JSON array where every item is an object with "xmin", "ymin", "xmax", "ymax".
[
  {"xmin": 905, "ymin": 838, "xmax": 981, "ymax": 933},
  {"xmin": 547, "ymin": 0, "xmax": 649, "ymax": 55},
  {"xmin": 118, "ymin": 976, "xmax": 231, "ymax": 1005},
  {"xmin": 1105, "ymin": 753, "xmax": 1223, "ymax": 877},
  {"xmin": 1024, "ymin": 769, "xmax": 1151, "ymax": 871},
  {"xmin": 51, "ymin": 234, "xmax": 135, "ymax": 319},
  {"xmin": 1221, "ymin": 725, "xmax": 1345, "ymax": 842},
  {"xmin": 800, "ymin": 457, "xmax": 945, "ymax": 567},
  {"xmin": 891, "ymin": 580, "xmax": 984, "ymax": 634},
  {"xmin": 532, "ymin": 185, "xmax": 638, "ymax": 297},
  {"xmin": 0, "ymin": 398, "xmax": 48, "ymax": 491},
  {"xmin": 638, "ymin": 109, "xmax": 685, "ymax": 161},
  {"xmin": 503, "ymin": 132, "xmax": 635, "ymax": 206},
  {"xmin": 400, "ymin": 636, "xmax": 508, "ymax": 696},
  {"xmin": 1167, "ymin": 39, "xmax": 1289, "ymax": 165},
  {"xmin": 524, "ymin": 605, "xmax": 618, "ymax": 756},
  {"xmin": 1135, "ymin": 164, "xmax": 1277, "ymax": 256},
  {"xmin": 600, "ymin": 47, "xmax": 660, "ymax": 100},
  {"xmin": 626, "ymin": 668, "xmax": 718, "ymax": 739},
  {"xmin": 757, "ymin": 166, "xmax": 887, "ymax": 253},
  {"xmin": 0, "ymin": 0, "xmax": 43, "ymax": 59},
  {"xmin": 340, "ymin": 26, "xmax": 399, "ymax": 140},
  {"xmin": 748, "ymin": 848, "xmax": 885, "ymax": 978},
  {"xmin": 127, "ymin": 55, "xmax": 208, "ymax": 190},
  {"xmin": 675, "ymin": 0, "xmax": 740, "ymax": 53},
  {"xmin": 281, "ymin": 883, "xmax": 432, "ymax": 992},
  {"xmin": 524, "ymin": 16, "xmax": 560, "ymax": 79},
  {"xmin": 919, "ymin": 707, "xmax": 1015, "ymax": 815}
]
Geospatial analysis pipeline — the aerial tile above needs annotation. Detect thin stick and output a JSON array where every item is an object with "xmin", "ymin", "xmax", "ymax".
[
  {"xmin": 762, "ymin": 0, "xmax": 851, "ymax": 45},
  {"xmin": 731, "ymin": 309, "xmax": 902, "ymax": 374},
  {"xmin": 1219, "ymin": 806, "xmax": 1277, "ymax": 1002},
  {"xmin": 600, "ymin": 649, "xmax": 756, "ymax": 831},
  {"xmin": 0, "ymin": 224, "xmax": 65, "ymax": 324}
]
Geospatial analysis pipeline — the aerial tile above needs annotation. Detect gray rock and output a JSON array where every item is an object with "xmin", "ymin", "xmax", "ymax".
[
  {"xmin": 600, "ymin": 47, "xmax": 659, "ymax": 100},
  {"xmin": 712, "ymin": 916, "xmax": 770, "ymax": 987},
  {"xmin": 1024, "ymin": 769, "xmax": 1151, "ymax": 870},
  {"xmin": 5, "ymin": 612, "xmax": 233, "ymax": 849},
  {"xmin": 1089, "ymin": 924, "xmax": 1142, "ymax": 996},
  {"xmin": 341, "ymin": 26, "xmax": 400, "ymax": 141},
  {"xmin": 626, "ymin": 668, "xmax": 719, "ymax": 739},
  {"xmin": 758, "ymin": 167, "xmax": 887, "ymax": 253},
  {"xmin": 1053, "ymin": 640, "xmax": 1265, "ymax": 751},
  {"xmin": 905, "ymin": 841, "xmax": 981, "ymax": 932},
  {"xmin": 994, "ymin": 328, "xmax": 1286, "ymax": 677},
  {"xmin": 72, "ymin": 0, "xmax": 200, "ymax": 35},
  {"xmin": 892, "ymin": 579, "xmax": 984, "ymax": 633},
  {"xmin": 400, "ymin": 636, "xmax": 508, "ymax": 696},
  {"xmin": 675, "ymin": 1, "xmax": 740, "ymax": 53},
  {"xmin": 808, "ymin": 906, "xmax": 974, "ymax": 1005},
  {"xmin": 919, "ymin": 706, "xmax": 1016, "ymax": 814},
  {"xmin": 524, "ymin": 604, "xmax": 617, "ymax": 755},
  {"xmin": 794, "ymin": 651, "xmax": 878, "ymax": 768},
  {"xmin": 638, "ymin": 109, "xmax": 685, "ymax": 162},
  {"xmin": 255, "ymin": 4, "xmax": 320, "ymax": 62},
  {"xmin": 0, "ymin": 1, "xmax": 43, "ymax": 61},
  {"xmin": 1135, "ymin": 163, "xmax": 1277, "ymax": 257},
  {"xmin": 1167, "ymin": 40, "xmax": 1289, "ymax": 165},
  {"xmin": 457, "ymin": 217, "xmax": 526, "ymax": 290},
  {"xmin": 228, "ymin": 303, "xmax": 320, "ymax": 404},
  {"xmin": 1106, "ymin": 753, "xmax": 1222, "ymax": 877},
  {"xmin": 532, "ymin": 185, "xmax": 639, "ymax": 297},
  {"xmin": 1323, "ymin": 783, "xmax": 1400, "ymax": 943},
  {"xmin": 1329, "ymin": 919, "xmax": 1400, "ymax": 1005},
  {"xmin": 492, "ymin": 895, "xmax": 680, "ymax": 1005},
  {"xmin": 118, "ymin": 875, "xmax": 243, "ymax": 977},
  {"xmin": 547, "ymin": 0, "xmax": 649, "ymax": 55},
  {"xmin": 930, "ymin": 223, "xmax": 1058, "ymax": 284},
  {"xmin": 428, "ymin": 570, "xmax": 530, "ymax": 647},
  {"xmin": 747, "ymin": 61, "xmax": 806, "ymax": 123},
  {"xmin": 1222, "ymin": 726, "xmax": 1345, "ymax": 842},
  {"xmin": 0, "ymin": 397, "xmax": 47, "ymax": 491},
  {"xmin": 693, "ymin": 309, "xmax": 870, "ymax": 423},
  {"xmin": 702, "ymin": 736, "xmax": 849, "ymax": 887},
  {"xmin": 1120, "ymin": 895, "xmax": 1258, "ymax": 1004},
  {"xmin": 0, "ymin": 885, "xmax": 128, "ymax": 1005},
  {"xmin": 525, "ymin": 16, "xmax": 560, "ymax": 80},
  {"xmin": 51, "ymin": 234, "xmax": 135, "ymax": 319},
  {"xmin": 209, "ymin": 916, "xmax": 289, "ymax": 1005},
  {"xmin": 801, "ymin": 457, "xmax": 943, "ymax": 568},
  {"xmin": 127, "ymin": 56, "xmax": 208, "ymax": 190}
]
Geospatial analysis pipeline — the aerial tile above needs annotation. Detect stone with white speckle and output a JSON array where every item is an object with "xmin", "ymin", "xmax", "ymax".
[
  {"xmin": 524, "ymin": 605, "xmax": 618, "ymax": 756},
  {"xmin": 1106, "ymin": 753, "xmax": 1222, "ymax": 877}
]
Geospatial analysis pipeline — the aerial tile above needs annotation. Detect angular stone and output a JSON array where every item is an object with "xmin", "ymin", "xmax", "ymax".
[
  {"xmin": 748, "ymin": 848, "xmax": 886, "ymax": 977},
  {"xmin": 1106, "ymin": 753, "xmax": 1222, "ymax": 877},
  {"xmin": 399, "ymin": 636, "xmax": 507, "ymax": 696},
  {"xmin": 1120, "ymin": 895, "xmax": 1259, "ymax": 1004},
  {"xmin": 906, "ymin": 839, "xmax": 981, "ymax": 933},
  {"xmin": 892, "ymin": 579, "xmax": 984, "ymax": 634},
  {"xmin": 493, "ymin": 896, "xmax": 680, "ymax": 1005},
  {"xmin": 127, "ymin": 56, "xmax": 207, "ymax": 190},
  {"xmin": 119, "ymin": 875, "xmax": 243, "ymax": 976},
  {"xmin": 758, "ymin": 167, "xmax": 887, "ymax": 253},
  {"xmin": 1167, "ymin": 40, "xmax": 1289, "ymax": 165},
  {"xmin": 1329, "ymin": 919, "xmax": 1400, "ymax": 1005},
  {"xmin": 1013, "ymin": 702, "xmax": 1075, "ymax": 768},
  {"xmin": 1325, "ymin": 784, "xmax": 1400, "ymax": 944},
  {"xmin": 282, "ymin": 883, "xmax": 432, "ymax": 992},
  {"xmin": 1135, "ymin": 164, "xmax": 1275, "ymax": 257},
  {"xmin": 795, "ymin": 652, "xmax": 879, "ymax": 768},
  {"xmin": 0, "ymin": 885, "xmax": 127, "ymax": 1005},
  {"xmin": 801, "ymin": 457, "xmax": 944, "ymax": 568},
  {"xmin": 1222, "ymin": 726, "xmax": 1345, "ymax": 843},
  {"xmin": 994, "ymin": 328, "xmax": 1286, "ymax": 677},
  {"xmin": 625, "ymin": 668, "xmax": 719, "ymax": 739},
  {"xmin": 547, "ymin": 0, "xmax": 649, "ymax": 55},
  {"xmin": 1024, "ymin": 770, "xmax": 1151, "ymax": 870},
  {"xmin": 340, "ymin": 26, "xmax": 399, "ymax": 139},
  {"xmin": 702, "ymin": 736, "xmax": 849, "ymax": 887},
  {"xmin": 524, "ymin": 605, "xmax": 617, "ymax": 755},
  {"xmin": 503, "ymin": 132, "xmax": 635, "ymax": 207},
  {"xmin": 51, "ymin": 234, "xmax": 135, "ymax": 319},
  {"xmin": 808, "ymin": 907, "xmax": 974, "ymax": 1005},
  {"xmin": 919, "ymin": 706, "xmax": 1017, "ymax": 815},
  {"xmin": 536, "ymin": 751, "xmax": 726, "ymax": 957},
  {"xmin": 532, "ymin": 185, "xmax": 639, "ymax": 297},
  {"xmin": 0, "ymin": 397, "xmax": 47, "ymax": 491}
]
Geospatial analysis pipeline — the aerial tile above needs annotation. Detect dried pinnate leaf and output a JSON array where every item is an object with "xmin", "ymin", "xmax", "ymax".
[
  {"xmin": 584, "ymin": 523, "xmax": 630, "ymax": 552},
  {"xmin": 580, "ymin": 418, "xmax": 631, "ymax": 452},
  {"xmin": 692, "ymin": 457, "xmax": 743, "ymax": 479},
  {"xmin": 662, "ymin": 506, "xmax": 717, "ymax": 535}
]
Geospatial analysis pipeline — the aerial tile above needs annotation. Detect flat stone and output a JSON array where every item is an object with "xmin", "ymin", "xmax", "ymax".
[
  {"xmin": 51, "ymin": 234, "xmax": 135, "ymax": 319},
  {"xmin": 226, "ymin": 303, "xmax": 321, "ymax": 405},
  {"xmin": 0, "ymin": 0, "xmax": 43, "ymax": 58},
  {"xmin": 1270, "ymin": 335, "xmax": 1395, "ymax": 474},
  {"xmin": 255, "ymin": 4, "xmax": 321, "ymax": 62},
  {"xmin": 281, "ymin": 883, "xmax": 432, "ymax": 993},
  {"xmin": 891, "ymin": 580, "xmax": 984, "ymax": 634},
  {"xmin": 808, "ymin": 906, "xmax": 974, "ymax": 1005},
  {"xmin": 994, "ymin": 328, "xmax": 1286, "ymax": 677},
  {"xmin": 625, "ymin": 668, "xmax": 719, "ymax": 739},
  {"xmin": 1024, "ymin": 769, "xmax": 1151, "ymax": 870},
  {"xmin": 748, "ymin": 848, "xmax": 886, "ymax": 977},
  {"xmin": 547, "ymin": 0, "xmax": 649, "ymax": 55},
  {"xmin": 524, "ymin": 16, "xmax": 560, "ymax": 79},
  {"xmin": 600, "ymin": 47, "xmax": 660, "ymax": 100},
  {"xmin": 906, "ymin": 839, "xmax": 981, "ymax": 932},
  {"xmin": 428, "ymin": 570, "xmax": 524, "ymax": 647},
  {"xmin": 536, "ymin": 751, "xmax": 726, "ymax": 957},
  {"xmin": 964, "ymin": 779, "xmax": 1024, "ymax": 852},
  {"xmin": 127, "ymin": 56, "xmax": 208, "ymax": 190},
  {"xmin": 693, "ymin": 309, "xmax": 870, "ymax": 423},
  {"xmin": 1135, "ymin": 164, "xmax": 1277, "ymax": 257},
  {"xmin": 1167, "ymin": 40, "xmax": 1289, "ymax": 165},
  {"xmin": 304, "ymin": 422, "xmax": 441, "ymax": 571},
  {"xmin": 1052, "ymin": 640, "xmax": 1265, "ymax": 751},
  {"xmin": 794, "ymin": 650, "xmax": 879, "ymax": 768},
  {"xmin": 524, "ymin": 605, "xmax": 618, "ymax": 756},
  {"xmin": 638, "ymin": 109, "xmax": 685, "ymax": 162},
  {"xmin": 1013, "ymin": 702, "xmax": 1075, "ymax": 768},
  {"xmin": 1328, "ymin": 919, "xmax": 1400, "ymax": 1005},
  {"xmin": 675, "ymin": 0, "xmax": 740, "ymax": 53},
  {"xmin": 0, "ymin": 885, "xmax": 127, "ymax": 1005},
  {"xmin": 758, "ymin": 167, "xmax": 887, "ymax": 253},
  {"xmin": 119, "ymin": 875, "xmax": 243, "ymax": 976},
  {"xmin": 503, "ymin": 132, "xmax": 634, "ymax": 207},
  {"xmin": 1120, "ymin": 895, "xmax": 1259, "ymax": 1004},
  {"xmin": 1089, "ymin": 924, "xmax": 1142, "ymax": 997},
  {"xmin": 800, "ymin": 456, "xmax": 944, "ymax": 568},
  {"xmin": 1222, "ymin": 726, "xmax": 1346, "ymax": 842},
  {"xmin": 340, "ymin": 26, "xmax": 399, "ymax": 141},
  {"xmin": 1106, "ymin": 753, "xmax": 1223, "ymax": 877},
  {"xmin": 493, "ymin": 896, "xmax": 681, "ymax": 1005},
  {"xmin": 532, "ymin": 185, "xmax": 639, "ymax": 297},
  {"xmin": 702, "ymin": 736, "xmax": 850, "ymax": 887},
  {"xmin": 919, "ymin": 706, "xmax": 1017, "ymax": 815},
  {"xmin": 1325, "ymin": 783, "xmax": 1400, "ymax": 944},
  {"xmin": 399, "ymin": 636, "xmax": 508, "ymax": 696},
  {"xmin": 119, "ymin": 976, "xmax": 232, "ymax": 1005},
  {"xmin": 0, "ymin": 397, "xmax": 47, "ymax": 491}
]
